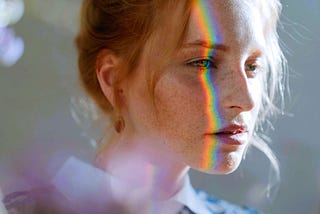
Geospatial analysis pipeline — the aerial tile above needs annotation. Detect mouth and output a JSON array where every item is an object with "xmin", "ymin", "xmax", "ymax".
[
  {"xmin": 207, "ymin": 124, "xmax": 249, "ymax": 145},
  {"xmin": 215, "ymin": 124, "xmax": 248, "ymax": 135}
]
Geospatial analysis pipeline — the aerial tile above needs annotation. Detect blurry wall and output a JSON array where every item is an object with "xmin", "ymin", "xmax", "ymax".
[{"xmin": 0, "ymin": 1, "xmax": 319, "ymax": 213}]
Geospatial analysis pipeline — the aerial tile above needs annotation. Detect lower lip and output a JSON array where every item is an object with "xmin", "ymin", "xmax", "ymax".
[{"xmin": 208, "ymin": 132, "xmax": 249, "ymax": 145}]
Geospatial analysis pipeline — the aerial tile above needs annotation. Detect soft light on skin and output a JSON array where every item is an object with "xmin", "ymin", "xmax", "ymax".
[
  {"xmin": 97, "ymin": 0, "xmax": 266, "ymax": 201},
  {"xmin": 199, "ymin": 70, "xmax": 219, "ymax": 171},
  {"xmin": 179, "ymin": 0, "xmax": 264, "ymax": 174},
  {"xmin": 192, "ymin": 0, "xmax": 222, "ymax": 171}
]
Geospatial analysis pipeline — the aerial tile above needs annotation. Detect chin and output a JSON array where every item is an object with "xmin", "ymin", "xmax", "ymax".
[{"xmin": 196, "ymin": 152, "xmax": 243, "ymax": 175}]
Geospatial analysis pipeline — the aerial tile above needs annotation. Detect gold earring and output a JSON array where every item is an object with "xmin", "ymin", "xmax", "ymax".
[{"xmin": 115, "ymin": 116, "xmax": 125, "ymax": 133}]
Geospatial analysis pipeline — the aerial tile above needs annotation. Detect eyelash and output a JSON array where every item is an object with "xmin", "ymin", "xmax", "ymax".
[{"xmin": 187, "ymin": 58, "xmax": 217, "ymax": 70}]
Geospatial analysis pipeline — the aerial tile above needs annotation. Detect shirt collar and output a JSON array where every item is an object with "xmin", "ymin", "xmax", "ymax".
[
  {"xmin": 171, "ymin": 174, "xmax": 212, "ymax": 214},
  {"xmin": 51, "ymin": 156, "xmax": 212, "ymax": 214}
]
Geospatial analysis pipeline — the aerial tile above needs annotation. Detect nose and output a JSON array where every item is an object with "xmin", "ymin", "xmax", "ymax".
[{"xmin": 220, "ymin": 67, "xmax": 256, "ymax": 114}]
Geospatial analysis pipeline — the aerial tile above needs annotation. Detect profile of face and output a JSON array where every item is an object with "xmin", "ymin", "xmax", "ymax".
[{"xmin": 100, "ymin": 0, "xmax": 267, "ymax": 175}]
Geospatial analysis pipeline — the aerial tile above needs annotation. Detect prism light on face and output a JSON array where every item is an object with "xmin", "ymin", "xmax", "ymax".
[{"xmin": 192, "ymin": 0, "xmax": 222, "ymax": 171}]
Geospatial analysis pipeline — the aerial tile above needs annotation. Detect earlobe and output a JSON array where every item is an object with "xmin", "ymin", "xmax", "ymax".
[{"xmin": 96, "ymin": 50, "xmax": 121, "ymax": 108}]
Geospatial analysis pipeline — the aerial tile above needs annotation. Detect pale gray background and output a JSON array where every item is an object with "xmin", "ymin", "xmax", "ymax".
[{"xmin": 1, "ymin": 1, "xmax": 319, "ymax": 213}]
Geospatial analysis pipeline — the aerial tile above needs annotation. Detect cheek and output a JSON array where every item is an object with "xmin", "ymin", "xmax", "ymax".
[
  {"xmin": 154, "ymin": 71, "xmax": 207, "ymax": 148},
  {"xmin": 248, "ymin": 78, "xmax": 263, "ymax": 129},
  {"xmin": 251, "ymin": 78, "xmax": 263, "ymax": 109},
  {"xmin": 125, "ymin": 70, "xmax": 159, "ymax": 135}
]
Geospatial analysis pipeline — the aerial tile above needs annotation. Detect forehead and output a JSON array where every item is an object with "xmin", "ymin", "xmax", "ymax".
[{"xmin": 186, "ymin": 0, "xmax": 266, "ymax": 53}]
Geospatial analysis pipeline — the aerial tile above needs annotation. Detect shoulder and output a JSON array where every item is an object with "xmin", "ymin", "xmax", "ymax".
[{"xmin": 196, "ymin": 190, "xmax": 263, "ymax": 214}]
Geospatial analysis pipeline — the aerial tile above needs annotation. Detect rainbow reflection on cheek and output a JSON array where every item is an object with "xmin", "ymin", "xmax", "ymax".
[
  {"xmin": 193, "ymin": 0, "xmax": 222, "ymax": 171},
  {"xmin": 200, "ymin": 70, "xmax": 221, "ymax": 171}
]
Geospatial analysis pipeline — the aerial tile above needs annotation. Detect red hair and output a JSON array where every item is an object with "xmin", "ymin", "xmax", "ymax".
[{"xmin": 76, "ymin": 0, "xmax": 191, "ymax": 115}]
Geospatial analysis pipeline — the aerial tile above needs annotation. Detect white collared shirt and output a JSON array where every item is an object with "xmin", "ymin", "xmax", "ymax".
[{"xmin": 52, "ymin": 157, "xmax": 212, "ymax": 213}]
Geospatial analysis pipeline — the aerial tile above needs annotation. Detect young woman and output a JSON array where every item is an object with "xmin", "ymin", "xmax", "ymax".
[{"xmin": 3, "ymin": 0, "xmax": 286, "ymax": 213}]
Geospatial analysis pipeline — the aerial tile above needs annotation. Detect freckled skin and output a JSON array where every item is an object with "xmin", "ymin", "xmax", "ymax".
[
  {"xmin": 99, "ymin": 0, "xmax": 267, "ymax": 198},
  {"xmin": 122, "ymin": 0, "xmax": 265, "ymax": 175}
]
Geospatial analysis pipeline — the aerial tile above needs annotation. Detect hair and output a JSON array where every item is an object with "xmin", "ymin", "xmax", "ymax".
[
  {"xmin": 76, "ymin": 0, "xmax": 287, "ymax": 198},
  {"xmin": 76, "ymin": 0, "xmax": 191, "ymax": 115}
]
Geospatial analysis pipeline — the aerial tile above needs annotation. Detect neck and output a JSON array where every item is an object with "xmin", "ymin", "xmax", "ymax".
[{"xmin": 95, "ymin": 133, "xmax": 190, "ymax": 200}]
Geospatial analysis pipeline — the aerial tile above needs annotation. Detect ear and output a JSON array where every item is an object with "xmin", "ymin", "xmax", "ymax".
[{"xmin": 96, "ymin": 50, "xmax": 122, "ymax": 108}]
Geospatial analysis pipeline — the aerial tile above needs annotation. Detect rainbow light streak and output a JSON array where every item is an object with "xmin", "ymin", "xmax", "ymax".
[{"xmin": 193, "ymin": 0, "xmax": 222, "ymax": 171}]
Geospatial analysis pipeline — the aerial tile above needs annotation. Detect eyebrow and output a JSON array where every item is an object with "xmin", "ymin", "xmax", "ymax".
[{"xmin": 182, "ymin": 40, "xmax": 229, "ymax": 52}]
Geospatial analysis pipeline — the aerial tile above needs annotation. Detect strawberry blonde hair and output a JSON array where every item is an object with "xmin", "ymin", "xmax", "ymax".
[{"xmin": 76, "ymin": 0, "xmax": 192, "ymax": 115}]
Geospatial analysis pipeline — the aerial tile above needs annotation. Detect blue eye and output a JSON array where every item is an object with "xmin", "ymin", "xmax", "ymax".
[
  {"xmin": 188, "ymin": 59, "xmax": 217, "ymax": 69},
  {"xmin": 246, "ymin": 63, "xmax": 257, "ymax": 71},
  {"xmin": 245, "ymin": 63, "xmax": 259, "ymax": 77}
]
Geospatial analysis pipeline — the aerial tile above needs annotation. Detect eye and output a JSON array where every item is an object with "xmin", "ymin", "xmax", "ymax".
[
  {"xmin": 246, "ymin": 63, "xmax": 257, "ymax": 71},
  {"xmin": 187, "ymin": 58, "xmax": 217, "ymax": 69},
  {"xmin": 245, "ymin": 62, "xmax": 259, "ymax": 78}
]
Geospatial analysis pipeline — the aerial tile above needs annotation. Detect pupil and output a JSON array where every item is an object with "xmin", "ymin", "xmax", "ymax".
[
  {"xmin": 201, "ymin": 60, "xmax": 209, "ymax": 67},
  {"xmin": 248, "ymin": 64, "xmax": 256, "ymax": 71}
]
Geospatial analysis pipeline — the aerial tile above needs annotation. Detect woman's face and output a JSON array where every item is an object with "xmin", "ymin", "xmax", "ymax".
[{"xmin": 123, "ymin": 0, "xmax": 267, "ymax": 174}]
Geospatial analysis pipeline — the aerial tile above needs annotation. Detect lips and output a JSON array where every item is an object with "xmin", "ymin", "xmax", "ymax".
[
  {"xmin": 208, "ymin": 124, "xmax": 249, "ymax": 146},
  {"xmin": 214, "ymin": 124, "xmax": 248, "ymax": 135}
]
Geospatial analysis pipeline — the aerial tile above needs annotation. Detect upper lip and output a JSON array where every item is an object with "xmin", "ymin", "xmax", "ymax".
[{"xmin": 213, "ymin": 124, "xmax": 249, "ymax": 135}]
